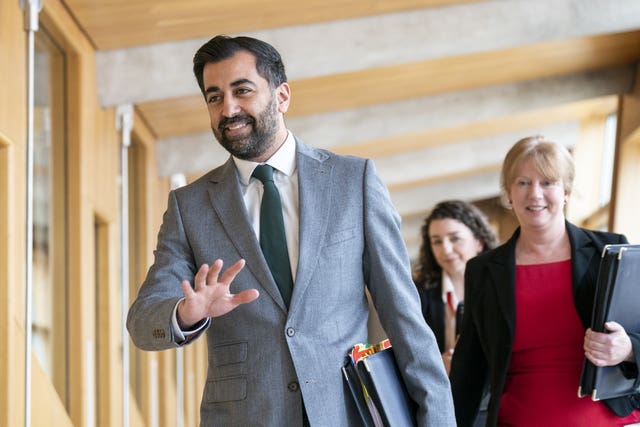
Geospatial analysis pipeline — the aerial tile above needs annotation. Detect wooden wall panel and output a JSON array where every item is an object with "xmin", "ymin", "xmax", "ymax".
[
  {"xmin": 128, "ymin": 109, "xmax": 176, "ymax": 427},
  {"xmin": 65, "ymin": 0, "xmax": 481, "ymax": 49},
  {"xmin": 0, "ymin": 0, "xmax": 27, "ymax": 425},
  {"xmin": 31, "ymin": 349, "xmax": 73, "ymax": 426},
  {"xmin": 611, "ymin": 66, "xmax": 640, "ymax": 242},
  {"xmin": 40, "ymin": 0, "xmax": 123, "ymax": 425}
]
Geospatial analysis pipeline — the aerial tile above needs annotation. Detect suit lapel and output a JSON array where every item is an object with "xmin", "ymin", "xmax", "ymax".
[
  {"xmin": 488, "ymin": 231, "xmax": 518, "ymax": 340},
  {"xmin": 289, "ymin": 141, "xmax": 332, "ymax": 312},
  {"xmin": 568, "ymin": 221, "xmax": 597, "ymax": 292},
  {"xmin": 206, "ymin": 158, "xmax": 287, "ymax": 310},
  {"xmin": 567, "ymin": 221, "xmax": 599, "ymax": 326}
]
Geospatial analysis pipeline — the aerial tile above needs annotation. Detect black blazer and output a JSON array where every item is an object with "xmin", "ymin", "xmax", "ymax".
[
  {"xmin": 450, "ymin": 221, "xmax": 640, "ymax": 427},
  {"xmin": 417, "ymin": 281, "xmax": 447, "ymax": 353}
]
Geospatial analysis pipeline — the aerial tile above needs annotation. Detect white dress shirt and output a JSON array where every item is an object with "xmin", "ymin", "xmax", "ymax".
[
  {"xmin": 233, "ymin": 130, "xmax": 299, "ymax": 281},
  {"xmin": 172, "ymin": 131, "xmax": 299, "ymax": 339},
  {"xmin": 441, "ymin": 272, "xmax": 459, "ymax": 351}
]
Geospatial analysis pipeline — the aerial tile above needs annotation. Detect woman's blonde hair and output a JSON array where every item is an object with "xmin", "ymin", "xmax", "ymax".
[{"xmin": 500, "ymin": 135, "xmax": 574, "ymax": 207}]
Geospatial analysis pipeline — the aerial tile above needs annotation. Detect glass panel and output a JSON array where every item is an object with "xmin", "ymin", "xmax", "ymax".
[
  {"xmin": 600, "ymin": 113, "xmax": 617, "ymax": 207},
  {"xmin": 33, "ymin": 27, "xmax": 68, "ymax": 406}
]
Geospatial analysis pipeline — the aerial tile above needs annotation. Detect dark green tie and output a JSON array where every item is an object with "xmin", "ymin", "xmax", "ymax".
[{"xmin": 252, "ymin": 164, "xmax": 293, "ymax": 307}]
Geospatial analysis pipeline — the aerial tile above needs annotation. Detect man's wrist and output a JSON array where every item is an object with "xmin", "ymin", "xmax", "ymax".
[{"xmin": 176, "ymin": 299, "xmax": 198, "ymax": 329}]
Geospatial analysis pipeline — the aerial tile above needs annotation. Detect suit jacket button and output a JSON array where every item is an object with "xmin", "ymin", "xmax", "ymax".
[
  {"xmin": 286, "ymin": 327, "xmax": 295, "ymax": 337},
  {"xmin": 288, "ymin": 381, "xmax": 299, "ymax": 392}
]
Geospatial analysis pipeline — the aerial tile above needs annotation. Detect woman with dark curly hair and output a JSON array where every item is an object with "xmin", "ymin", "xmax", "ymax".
[{"xmin": 414, "ymin": 200, "xmax": 498, "ymax": 374}]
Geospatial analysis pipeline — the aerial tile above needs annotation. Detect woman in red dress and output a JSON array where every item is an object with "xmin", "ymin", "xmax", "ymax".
[{"xmin": 450, "ymin": 135, "xmax": 640, "ymax": 426}]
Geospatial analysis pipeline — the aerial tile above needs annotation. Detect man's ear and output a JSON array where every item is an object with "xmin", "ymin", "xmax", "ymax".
[{"xmin": 276, "ymin": 82, "xmax": 291, "ymax": 113}]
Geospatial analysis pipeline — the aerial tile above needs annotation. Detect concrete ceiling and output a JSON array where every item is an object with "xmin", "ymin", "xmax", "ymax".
[{"xmin": 61, "ymin": 0, "xmax": 640, "ymax": 259}]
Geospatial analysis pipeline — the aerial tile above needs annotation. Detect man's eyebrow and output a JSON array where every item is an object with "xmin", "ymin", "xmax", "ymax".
[
  {"xmin": 231, "ymin": 78, "xmax": 256, "ymax": 87},
  {"xmin": 205, "ymin": 85, "xmax": 220, "ymax": 95},
  {"xmin": 204, "ymin": 78, "xmax": 256, "ymax": 95}
]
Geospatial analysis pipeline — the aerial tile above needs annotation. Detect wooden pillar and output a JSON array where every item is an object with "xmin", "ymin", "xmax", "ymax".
[
  {"xmin": 0, "ymin": 0, "xmax": 27, "ymax": 425},
  {"xmin": 610, "ymin": 65, "xmax": 640, "ymax": 243}
]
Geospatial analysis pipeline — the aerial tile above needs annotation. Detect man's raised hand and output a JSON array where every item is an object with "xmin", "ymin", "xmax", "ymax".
[{"xmin": 177, "ymin": 259, "xmax": 259, "ymax": 329}]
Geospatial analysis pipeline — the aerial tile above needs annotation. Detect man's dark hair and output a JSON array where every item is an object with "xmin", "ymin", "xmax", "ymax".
[{"xmin": 193, "ymin": 35, "xmax": 287, "ymax": 95}]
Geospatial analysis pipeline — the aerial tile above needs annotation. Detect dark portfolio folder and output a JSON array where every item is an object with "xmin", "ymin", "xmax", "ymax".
[
  {"xmin": 579, "ymin": 244, "xmax": 640, "ymax": 401},
  {"xmin": 342, "ymin": 339, "xmax": 417, "ymax": 427}
]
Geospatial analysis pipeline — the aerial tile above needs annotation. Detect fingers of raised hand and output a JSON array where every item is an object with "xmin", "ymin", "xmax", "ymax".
[
  {"xmin": 181, "ymin": 279, "xmax": 195, "ymax": 298},
  {"xmin": 232, "ymin": 288, "xmax": 259, "ymax": 305},
  {"xmin": 219, "ymin": 259, "xmax": 246, "ymax": 286},
  {"xmin": 193, "ymin": 263, "xmax": 211, "ymax": 290},
  {"xmin": 192, "ymin": 259, "xmax": 245, "ymax": 292},
  {"xmin": 205, "ymin": 259, "xmax": 224, "ymax": 287},
  {"xmin": 199, "ymin": 259, "xmax": 245, "ymax": 289}
]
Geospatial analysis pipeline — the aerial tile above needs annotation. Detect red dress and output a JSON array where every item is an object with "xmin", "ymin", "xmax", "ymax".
[{"xmin": 497, "ymin": 260, "xmax": 640, "ymax": 427}]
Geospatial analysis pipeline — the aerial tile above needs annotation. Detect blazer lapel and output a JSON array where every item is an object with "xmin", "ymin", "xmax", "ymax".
[
  {"xmin": 289, "ymin": 141, "xmax": 332, "ymax": 312},
  {"xmin": 568, "ymin": 221, "xmax": 598, "ymax": 291},
  {"xmin": 488, "ymin": 231, "xmax": 518, "ymax": 340},
  {"xmin": 206, "ymin": 158, "xmax": 287, "ymax": 310},
  {"xmin": 567, "ymin": 221, "xmax": 599, "ymax": 326}
]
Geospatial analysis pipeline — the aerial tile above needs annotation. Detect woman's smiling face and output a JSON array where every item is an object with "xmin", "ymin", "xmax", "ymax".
[{"xmin": 508, "ymin": 157, "xmax": 567, "ymax": 230}]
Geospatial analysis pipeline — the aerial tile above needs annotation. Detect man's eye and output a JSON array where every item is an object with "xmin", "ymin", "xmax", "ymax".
[
  {"xmin": 236, "ymin": 88, "xmax": 251, "ymax": 95},
  {"xmin": 208, "ymin": 95, "xmax": 221, "ymax": 104}
]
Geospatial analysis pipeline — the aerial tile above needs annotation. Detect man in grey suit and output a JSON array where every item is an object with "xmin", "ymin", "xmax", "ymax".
[{"xmin": 127, "ymin": 35, "xmax": 455, "ymax": 426}]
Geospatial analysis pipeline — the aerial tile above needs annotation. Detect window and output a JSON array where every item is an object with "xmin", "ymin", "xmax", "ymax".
[{"xmin": 33, "ymin": 26, "xmax": 69, "ymax": 406}]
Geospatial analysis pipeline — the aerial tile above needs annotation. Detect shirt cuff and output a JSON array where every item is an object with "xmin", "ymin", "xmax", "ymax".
[{"xmin": 171, "ymin": 298, "xmax": 209, "ymax": 343}]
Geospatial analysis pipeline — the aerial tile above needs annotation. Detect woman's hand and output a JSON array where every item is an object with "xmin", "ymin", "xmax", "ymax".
[{"xmin": 584, "ymin": 321, "xmax": 634, "ymax": 367}]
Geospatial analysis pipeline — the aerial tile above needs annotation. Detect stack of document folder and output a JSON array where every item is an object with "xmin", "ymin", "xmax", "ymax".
[
  {"xmin": 578, "ymin": 244, "xmax": 640, "ymax": 401},
  {"xmin": 342, "ymin": 339, "xmax": 417, "ymax": 427}
]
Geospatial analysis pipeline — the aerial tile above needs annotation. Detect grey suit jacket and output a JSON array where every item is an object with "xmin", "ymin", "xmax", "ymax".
[{"xmin": 127, "ymin": 138, "xmax": 455, "ymax": 426}]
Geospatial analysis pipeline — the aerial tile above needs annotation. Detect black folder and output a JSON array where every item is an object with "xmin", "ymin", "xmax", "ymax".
[
  {"xmin": 344, "ymin": 345, "xmax": 417, "ymax": 427},
  {"xmin": 342, "ymin": 360, "xmax": 377, "ymax": 427},
  {"xmin": 578, "ymin": 244, "xmax": 640, "ymax": 401}
]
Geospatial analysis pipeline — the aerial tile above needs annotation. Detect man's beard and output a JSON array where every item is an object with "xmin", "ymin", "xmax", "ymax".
[{"xmin": 212, "ymin": 96, "xmax": 279, "ymax": 161}]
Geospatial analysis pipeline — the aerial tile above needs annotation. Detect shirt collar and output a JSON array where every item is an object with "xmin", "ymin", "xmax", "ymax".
[
  {"xmin": 440, "ymin": 272, "xmax": 458, "ymax": 305},
  {"xmin": 234, "ymin": 131, "xmax": 296, "ymax": 185}
]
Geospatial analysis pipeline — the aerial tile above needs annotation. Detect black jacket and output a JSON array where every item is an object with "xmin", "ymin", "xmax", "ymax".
[
  {"xmin": 450, "ymin": 221, "xmax": 640, "ymax": 426},
  {"xmin": 417, "ymin": 281, "xmax": 447, "ymax": 353}
]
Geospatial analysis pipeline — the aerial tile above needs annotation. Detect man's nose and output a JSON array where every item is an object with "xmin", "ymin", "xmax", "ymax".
[{"xmin": 222, "ymin": 96, "xmax": 241, "ymax": 117}]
